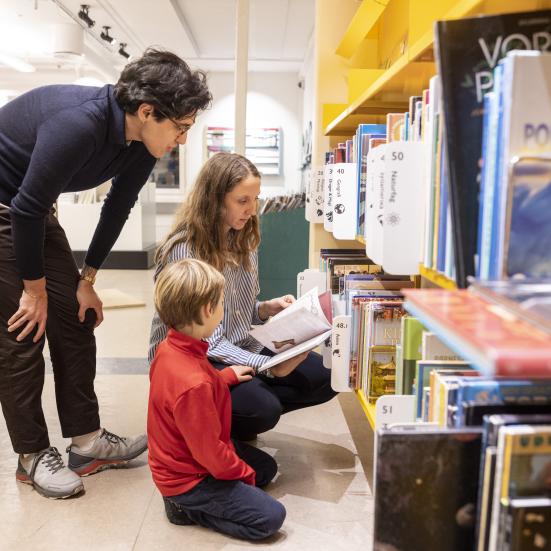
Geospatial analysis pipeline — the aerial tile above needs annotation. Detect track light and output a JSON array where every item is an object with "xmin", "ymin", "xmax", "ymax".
[
  {"xmin": 118, "ymin": 43, "xmax": 130, "ymax": 59},
  {"xmin": 78, "ymin": 5, "xmax": 95, "ymax": 28},
  {"xmin": 100, "ymin": 26, "xmax": 115, "ymax": 44}
]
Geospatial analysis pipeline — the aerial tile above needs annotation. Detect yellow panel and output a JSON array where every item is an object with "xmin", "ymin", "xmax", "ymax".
[
  {"xmin": 348, "ymin": 69, "xmax": 385, "ymax": 103},
  {"xmin": 322, "ymin": 104, "xmax": 348, "ymax": 130},
  {"xmin": 336, "ymin": 0, "xmax": 390, "ymax": 59},
  {"xmin": 377, "ymin": 0, "xmax": 410, "ymax": 69}
]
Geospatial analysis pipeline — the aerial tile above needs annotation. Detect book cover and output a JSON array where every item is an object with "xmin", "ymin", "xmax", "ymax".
[
  {"xmin": 503, "ymin": 497, "xmax": 551, "ymax": 551},
  {"xmin": 490, "ymin": 425, "xmax": 551, "ymax": 550},
  {"xmin": 469, "ymin": 279, "xmax": 551, "ymax": 335},
  {"xmin": 374, "ymin": 428, "xmax": 483, "ymax": 551},
  {"xmin": 355, "ymin": 124, "xmax": 386, "ymax": 236},
  {"xmin": 434, "ymin": 9, "xmax": 551, "ymax": 287},
  {"xmin": 414, "ymin": 361, "xmax": 471, "ymax": 419},
  {"xmin": 367, "ymin": 345, "xmax": 396, "ymax": 402},
  {"xmin": 403, "ymin": 289, "xmax": 551, "ymax": 376},
  {"xmin": 496, "ymin": 52, "xmax": 551, "ymax": 278},
  {"xmin": 401, "ymin": 317, "xmax": 425, "ymax": 395},
  {"xmin": 422, "ymin": 332, "xmax": 463, "ymax": 361},
  {"xmin": 386, "ymin": 113, "xmax": 405, "ymax": 143}
]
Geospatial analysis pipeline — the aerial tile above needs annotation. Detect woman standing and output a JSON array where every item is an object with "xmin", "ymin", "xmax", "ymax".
[{"xmin": 149, "ymin": 152, "xmax": 337, "ymax": 440}]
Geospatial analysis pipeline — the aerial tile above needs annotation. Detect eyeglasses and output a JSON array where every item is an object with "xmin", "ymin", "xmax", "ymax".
[{"xmin": 154, "ymin": 106, "xmax": 193, "ymax": 138}]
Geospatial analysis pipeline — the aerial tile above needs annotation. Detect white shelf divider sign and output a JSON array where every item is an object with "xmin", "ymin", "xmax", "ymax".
[
  {"xmin": 310, "ymin": 166, "xmax": 325, "ymax": 224},
  {"xmin": 383, "ymin": 141, "xmax": 426, "ymax": 274},
  {"xmin": 331, "ymin": 315, "xmax": 352, "ymax": 392},
  {"xmin": 323, "ymin": 163, "xmax": 334, "ymax": 232},
  {"xmin": 332, "ymin": 163, "xmax": 357, "ymax": 240}
]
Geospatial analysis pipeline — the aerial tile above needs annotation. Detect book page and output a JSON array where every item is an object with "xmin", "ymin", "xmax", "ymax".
[
  {"xmin": 249, "ymin": 306, "xmax": 331, "ymax": 353},
  {"xmin": 258, "ymin": 330, "xmax": 332, "ymax": 371}
]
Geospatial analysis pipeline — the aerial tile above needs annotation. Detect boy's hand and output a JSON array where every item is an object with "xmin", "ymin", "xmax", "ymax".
[{"xmin": 229, "ymin": 365, "xmax": 255, "ymax": 383}]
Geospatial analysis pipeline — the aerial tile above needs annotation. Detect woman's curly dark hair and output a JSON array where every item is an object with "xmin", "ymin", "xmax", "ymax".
[{"xmin": 114, "ymin": 47, "xmax": 212, "ymax": 120}]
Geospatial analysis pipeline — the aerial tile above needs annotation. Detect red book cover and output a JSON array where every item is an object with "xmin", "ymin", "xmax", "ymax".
[{"xmin": 402, "ymin": 290, "xmax": 551, "ymax": 376}]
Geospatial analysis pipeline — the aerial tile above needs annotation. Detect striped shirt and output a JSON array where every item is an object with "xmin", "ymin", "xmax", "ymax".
[{"xmin": 148, "ymin": 239, "xmax": 270, "ymax": 371}]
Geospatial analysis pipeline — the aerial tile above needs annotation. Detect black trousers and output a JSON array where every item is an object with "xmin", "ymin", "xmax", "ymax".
[
  {"xmin": 0, "ymin": 206, "xmax": 100, "ymax": 454},
  {"xmin": 212, "ymin": 350, "xmax": 338, "ymax": 440}
]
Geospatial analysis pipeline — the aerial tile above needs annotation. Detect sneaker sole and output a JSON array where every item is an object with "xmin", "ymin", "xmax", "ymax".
[
  {"xmin": 70, "ymin": 444, "xmax": 148, "ymax": 477},
  {"xmin": 16, "ymin": 471, "xmax": 84, "ymax": 500}
]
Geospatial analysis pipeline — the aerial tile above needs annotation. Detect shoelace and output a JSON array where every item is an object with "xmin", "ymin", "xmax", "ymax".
[
  {"xmin": 39, "ymin": 447, "xmax": 65, "ymax": 475},
  {"xmin": 100, "ymin": 429, "xmax": 127, "ymax": 447}
]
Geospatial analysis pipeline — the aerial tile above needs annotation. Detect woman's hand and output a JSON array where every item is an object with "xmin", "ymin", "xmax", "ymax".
[
  {"xmin": 7, "ymin": 282, "xmax": 48, "ymax": 343},
  {"xmin": 229, "ymin": 365, "xmax": 255, "ymax": 383},
  {"xmin": 258, "ymin": 294, "xmax": 295, "ymax": 321},
  {"xmin": 269, "ymin": 352, "xmax": 308, "ymax": 378},
  {"xmin": 76, "ymin": 280, "xmax": 104, "ymax": 328}
]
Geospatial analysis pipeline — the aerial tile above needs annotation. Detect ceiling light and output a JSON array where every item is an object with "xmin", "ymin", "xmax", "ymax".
[
  {"xmin": 0, "ymin": 52, "xmax": 36, "ymax": 73},
  {"xmin": 78, "ymin": 5, "xmax": 95, "ymax": 28},
  {"xmin": 100, "ymin": 26, "xmax": 115, "ymax": 44},
  {"xmin": 118, "ymin": 43, "xmax": 130, "ymax": 59}
]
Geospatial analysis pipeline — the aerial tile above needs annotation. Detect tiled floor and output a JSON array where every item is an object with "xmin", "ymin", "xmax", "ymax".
[{"xmin": 1, "ymin": 269, "xmax": 375, "ymax": 551}]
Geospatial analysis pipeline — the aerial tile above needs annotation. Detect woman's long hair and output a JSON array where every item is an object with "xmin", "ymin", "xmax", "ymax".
[{"xmin": 155, "ymin": 152, "xmax": 261, "ymax": 271}]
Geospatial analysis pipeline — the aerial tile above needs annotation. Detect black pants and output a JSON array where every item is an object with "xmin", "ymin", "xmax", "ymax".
[
  {"xmin": 164, "ymin": 440, "xmax": 285, "ymax": 540},
  {"xmin": 0, "ymin": 207, "xmax": 100, "ymax": 454},
  {"xmin": 212, "ymin": 350, "xmax": 338, "ymax": 440}
]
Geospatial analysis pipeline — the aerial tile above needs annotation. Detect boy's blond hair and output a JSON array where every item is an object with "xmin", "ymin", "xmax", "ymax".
[{"xmin": 154, "ymin": 258, "xmax": 225, "ymax": 328}]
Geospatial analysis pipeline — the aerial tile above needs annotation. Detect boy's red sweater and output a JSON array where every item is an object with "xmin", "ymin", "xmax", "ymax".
[{"xmin": 147, "ymin": 329, "xmax": 256, "ymax": 496}]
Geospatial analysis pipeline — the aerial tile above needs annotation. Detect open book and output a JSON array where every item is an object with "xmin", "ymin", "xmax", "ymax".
[{"xmin": 249, "ymin": 287, "xmax": 333, "ymax": 371}]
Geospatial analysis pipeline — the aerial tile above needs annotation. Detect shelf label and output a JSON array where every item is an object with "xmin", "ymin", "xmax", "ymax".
[
  {"xmin": 331, "ymin": 315, "xmax": 352, "ymax": 392},
  {"xmin": 383, "ymin": 141, "xmax": 427, "ymax": 274},
  {"xmin": 304, "ymin": 168, "xmax": 312, "ymax": 222},
  {"xmin": 375, "ymin": 395, "xmax": 416, "ymax": 430},
  {"xmin": 323, "ymin": 164, "xmax": 334, "ymax": 232},
  {"xmin": 309, "ymin": 166, "xmax": 325, "ymax": 224},
  {"xmin": 332, "ymin": 163, "xmax": 357, "ymax": 240},
  {"xmin": 367, "ymin": 144, "xmax": 386, "ymax": 265}
]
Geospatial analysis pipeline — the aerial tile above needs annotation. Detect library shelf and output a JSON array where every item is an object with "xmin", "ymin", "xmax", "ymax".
[
  {"xmin": 356, "ymin": 235, "xmax": 366, "ymax": 245},
  {"xmin": 323, "ymin": 0, "xmax": 543, "ymax": 136},
  {"xmin": 419, "ymin": 264, "xmax": 457, "ymax": 290},
  {"xmin": 356, "ymin": 389, "xmax": 376, "ymax": 430}
]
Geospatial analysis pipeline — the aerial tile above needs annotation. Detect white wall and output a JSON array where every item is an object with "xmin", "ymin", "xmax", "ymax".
[{"xmin": 184, "ymin": 71, "xmax": 303, "ymax": 198}]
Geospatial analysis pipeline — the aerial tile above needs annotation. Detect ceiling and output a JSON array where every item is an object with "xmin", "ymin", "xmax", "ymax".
[{"xmin": 0, "ymin": 0, "xmax": 314, "ymax": 98}]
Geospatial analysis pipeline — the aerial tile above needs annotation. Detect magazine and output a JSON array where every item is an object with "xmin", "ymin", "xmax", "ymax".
[{"xmin": 249, "ymin": 287, "xmax": 332, "ymax": 371}]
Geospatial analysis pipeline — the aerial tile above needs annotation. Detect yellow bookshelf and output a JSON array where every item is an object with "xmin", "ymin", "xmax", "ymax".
[
  {"xmin": 419, "ymin": 264, "xmax": 457, "ymax": 290},
  {"xmin": 356, "ymin": 235, "xmax": 366, "ymax": 245},
  {"xmin": 356, "ymin": 389, "xmax": 376, "ymax": 429},
  {"xmin": 323, "ymin": 0, "xmax": 551, "ymax": 136}
]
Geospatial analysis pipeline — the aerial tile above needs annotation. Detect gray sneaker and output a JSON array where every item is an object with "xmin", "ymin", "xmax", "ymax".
[
  {"xmin": 67, "ymin": 429, "xmax": 148, "ymax": 476},
  {"xmin": 16, "ymin": 447, "xmax": 84, "ymax": 499}
]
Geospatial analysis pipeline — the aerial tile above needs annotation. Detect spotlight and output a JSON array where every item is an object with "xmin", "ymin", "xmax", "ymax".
[
  {"xmin": 78, "ymin": 5, "xmax": 95, "ymax": 28},
  {"xmin": 100, "ymin": 26, "xmax": 115, "ymax": 44},
  {"xmin": 118, "ymin": 43, "xmax": 130, "ymax": 59}
]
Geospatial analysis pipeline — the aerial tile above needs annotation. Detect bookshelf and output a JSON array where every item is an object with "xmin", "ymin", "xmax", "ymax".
[
  {"xmin": 356, "ymin": 389, "xmax": 377, "ymax": 429},
  {"xmin": 418, "ymin": 264, "xmax": 457, "ymax": 290},
  {"xmin": 322, "ymin": 0, "xmax": 550, "ymax": 137}
]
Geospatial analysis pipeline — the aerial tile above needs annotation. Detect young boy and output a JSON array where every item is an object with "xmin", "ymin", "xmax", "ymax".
[{"xmin": 148, "ymin": 259, "xmax": 286, "ymax": 540}]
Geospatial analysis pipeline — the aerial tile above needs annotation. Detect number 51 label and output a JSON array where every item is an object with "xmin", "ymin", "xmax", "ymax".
[{"xmin": 375, "ymin": 395, "xmax": 415, "ymax": 430}]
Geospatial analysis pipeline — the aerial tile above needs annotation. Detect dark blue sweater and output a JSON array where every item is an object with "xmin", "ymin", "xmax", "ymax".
[{"xmin": 0, "ymin": 84, "xmax": 156, "ymax": 279}]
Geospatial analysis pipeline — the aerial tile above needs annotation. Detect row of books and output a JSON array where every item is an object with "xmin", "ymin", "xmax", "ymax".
[
  {"xmin": 373, "ymin": 416, "xmax": 551, "ymax": 551},
  {"xmin": 372, "ymin": 280, "xmax": 551, "ymax": 551},
  {"xmin": 305, "ymin": 8, "xmax": 551, "ymax": 288},
  {"xmin": 258, "ymin": 192, "xmax": 305, "ymax": 215}
]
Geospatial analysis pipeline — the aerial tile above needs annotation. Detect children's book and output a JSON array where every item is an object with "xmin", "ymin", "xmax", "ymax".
[
  {"xmin": 403, "ymin": 289, "xmax": 551, "ymax": 376},
  {"xmin": 250, "ymin": 287, "xmax": 332, "ymax": 371},
  {"xmin": 374, "ymin": 427, "xmax": 483, "ymax": 551},
  {"xmin": 434, "ymin": 9, "xmax": 551, "ymax": 287}
]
